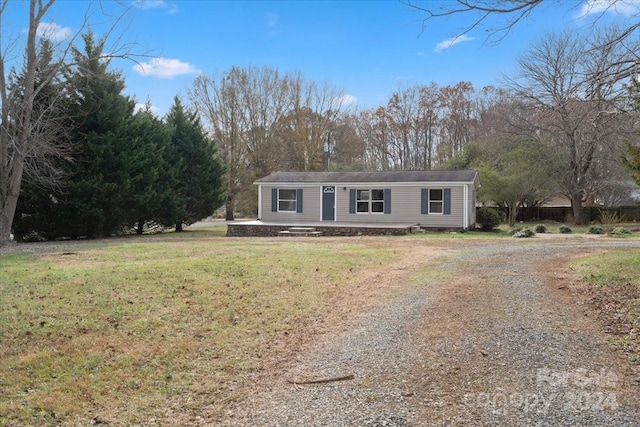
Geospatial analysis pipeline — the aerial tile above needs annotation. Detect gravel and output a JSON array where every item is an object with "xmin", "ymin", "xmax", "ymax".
[{"xmin": 220, "ymin": 238, "xmax": 640, "ymax": 426}]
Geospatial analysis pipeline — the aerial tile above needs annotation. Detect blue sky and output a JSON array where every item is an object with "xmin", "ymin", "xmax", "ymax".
[{"xmin": 6, "ymin": 0, "xmax": 640, "ymax": 116}]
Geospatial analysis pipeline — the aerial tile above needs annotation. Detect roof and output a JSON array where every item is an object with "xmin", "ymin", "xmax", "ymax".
[{"xmin": 254, "ymin": 170, "xmax": 478, "ymax": 184}]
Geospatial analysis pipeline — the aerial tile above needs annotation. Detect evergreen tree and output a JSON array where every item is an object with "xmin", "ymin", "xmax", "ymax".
[
  {"xmin": 55, "ymin": 32, "xmax": 137, "ymax": 238},
  {"xmin": 125, "ymin": 106, "xmax": 173, "ymax": 234},
  {"xmin": 162, "ymin": 97, "xmax": 225, "ymax": 231}
]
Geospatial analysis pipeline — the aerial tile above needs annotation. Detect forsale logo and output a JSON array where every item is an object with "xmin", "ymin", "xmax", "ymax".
[{"xmin": 462, "ymin": 367, "xmax": 619, "ymax": 415}]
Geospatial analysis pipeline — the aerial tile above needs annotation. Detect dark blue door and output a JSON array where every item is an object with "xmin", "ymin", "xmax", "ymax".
[{"xmin": 322, "ymin": 186, "xmax": 335, "ymax": 221}]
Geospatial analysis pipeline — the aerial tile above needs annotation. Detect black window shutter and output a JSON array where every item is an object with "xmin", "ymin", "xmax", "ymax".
[
  {"xmin": 384, "ymin": 189, "xmax": 391, "ymax": 214},
  {"xmin": 296, "ymin": 189, "xmax": 303, "ymax": 213},
  {"xmin": 349, "ymin": 189, "xmax": 356, "ymax": 214},
  {"xmin": 444, "ymin": 188, "xmax": 451, "ymax": 215},
  {"xmin": 271, "ymin": 188, "xmax": 277, "ymax": 212},
  {"xmin": 421, "ymin": 189, "xmax": 429, "ymax": 214}
]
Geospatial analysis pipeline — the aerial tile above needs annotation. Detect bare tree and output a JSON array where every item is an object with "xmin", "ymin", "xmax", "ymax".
[
  {"xmin": 437, "ymin": 82, "xmax": 475, "ymax": 162},
  {"xmin": 350, "ymin": 82, "xmax": 485, "ymax": 171},
  {"xmin": 405, "ymin": 0, "xmax": 640, "ymax": 81},
  {"xmin": 404, "ymin": 0, "xmax": 603, "ymax": 43},
  {"xmin": 417, "ymin": 82, "xmax": 441, "ymax": 170},
  {"xmin": 275, "ymin": 74, "xmax": 346, "ymax": 171},
  {"xmin": 190, "ymin": 66, "xmax": 348, "ymax": 219},
  {"xmin": 0, "ymin": 0, "xmax": 59, "ymax": 245},
  {"xmin": 326, "ymin": 114, "xmax": 367, "ymax": 169},
  {"xmin": 504, "ymin": 29, "xmax": 638, "ymax": 223},
  {"xmin": 386, "ymin": 86, "xmax": 420, "ymax": 169},
  {"xmin": 0, "ymin": 0, "xmax": 135, "ymax": 244}
]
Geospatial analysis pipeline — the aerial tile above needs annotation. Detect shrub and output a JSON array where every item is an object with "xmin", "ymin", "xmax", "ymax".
[
  {"xmin": 534, "ymin": 224, "xmax": 547, "ymax": 233},
  {"xmin": 610, "ymin": 227, "xmax": 631, "ymax": 236},
  {"xmin": 476, "ymin": 207, "xmax": 501, "ymax": 231},
  {"xmin": 598, "ymin": 209, "xmax": 624, "ymax": 224},
  {"xmin": 512, "ymin": 228, "xmax": 535, "ymax": 238},
  {"xmin": 558, "ymin": 226, "xmax": 572, "ymax": 234},
  {"xmin": 588, "ymin": 226, "xmax": 604, "ymax": 235},
  {"xmin": 509, "ymin": 226, "xmax": 523, "ymax": 236}
]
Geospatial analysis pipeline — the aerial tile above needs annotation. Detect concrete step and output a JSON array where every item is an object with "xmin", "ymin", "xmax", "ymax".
[
  {"xmin": 287, "ymin": 227, "xmax": 318, "ymax": 232},
  {"xmin": 410, "ymin": 225, "xmax": 425, "ymax": 233},
  {"xmin": 278, "ymin": 230, "xmax": 323, "ymax": 237}
]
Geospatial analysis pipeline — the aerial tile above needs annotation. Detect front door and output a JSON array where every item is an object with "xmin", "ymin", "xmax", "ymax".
[{"xmin": 322, "ymin": 186, "xmax": 335, "ymax": 221}]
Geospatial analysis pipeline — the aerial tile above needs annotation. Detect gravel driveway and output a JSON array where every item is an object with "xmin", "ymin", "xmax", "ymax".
[{"xmin": 220, "ymin": 237, "xmax": 640, "ymax": 426}]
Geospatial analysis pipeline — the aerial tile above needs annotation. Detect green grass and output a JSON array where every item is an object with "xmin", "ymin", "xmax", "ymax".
[
  {"xmin": 0, "ymin": 229, "xmax": 401, "ymax": 426},
  {"xmin": 576, "ymin": 250, "xmax": 640, "ymax": 288}
]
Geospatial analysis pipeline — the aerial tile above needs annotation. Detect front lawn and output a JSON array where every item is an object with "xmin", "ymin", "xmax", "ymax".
[{"xmin": 0, "ymin": 230, "xmax": 399, "ymax": 426}]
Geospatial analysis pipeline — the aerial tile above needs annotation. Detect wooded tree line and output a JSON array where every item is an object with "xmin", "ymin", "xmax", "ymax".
[
  {"xmin": 189, "ymin": 26, "xmax": 640, "ymax": 225},
  {"xmin": 4, "ymin": 1, "xmax": 640, "ymax": 243}
]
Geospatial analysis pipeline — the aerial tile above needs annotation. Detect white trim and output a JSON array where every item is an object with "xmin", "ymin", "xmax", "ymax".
[
  {"xmin": 256, "ymin": 181, "xmax": 474, "ymax": 188},
  {"xmin": 334, "ymin": 188, "xmax": 338, "ymax": 221},
  {"xmin": 258, "ymin": 184, "xmax": 262, "ymax": 219},
  {"xmin": 463, "ymin": 184, "xmax": 469, "ymax": 229},
  {"xmin": 319, "ymin": 187, "xmax": 323, "ymax": 221},
  {"xmin": 277, "ymin": 188, "xmax": 297, "ymax": 213},
  {"xmin": 427, "ymin": 188, "xmax": 444, "ymax": 215}
]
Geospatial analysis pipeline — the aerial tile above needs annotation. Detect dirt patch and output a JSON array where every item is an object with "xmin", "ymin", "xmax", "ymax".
[{"xmin": 542, "ymin": 252, "xmax": 640, "ymax": 377}]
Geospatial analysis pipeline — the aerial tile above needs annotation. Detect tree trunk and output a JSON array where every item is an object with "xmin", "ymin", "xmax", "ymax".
[
  {"xmin": 570, "ymin": 193, "xmax": 586, "ymax": 225},
  {"xmin": 507, "ymin": 205, "xmax": 518, "ymax": 227},
  {"xmin": 175, "ymin": 222, "xmax": 183, "ymax": 232},
  {"xmin": 135, "ymin": 220, "xmax": 144, "ymax": 235},
  {"xmin": 0, "ymin": 193, "xmax": 19, "ymax": 245},
  {"xmin": 225, "ymin": 195, "xmax": 235, "ymax": 221},
  {"xmin": 0, "ymin": 0, "xmax": 55, "ymax": 245}
]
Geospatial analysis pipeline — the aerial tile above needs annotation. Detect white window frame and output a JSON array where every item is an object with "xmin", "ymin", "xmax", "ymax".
[
  {"xmin": 278, "ymin": 189, "xmax": 297, "ymax": 212},
  {"xmin": 356, "ymin": 189, "xmax": 385, "ymax": 214},
  {"xmin": 429, "ymin": 188, "xmax": 444, "ymax": 214}
]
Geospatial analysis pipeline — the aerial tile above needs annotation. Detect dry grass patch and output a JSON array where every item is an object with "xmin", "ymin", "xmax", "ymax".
[
  {"xmin": 569, "ymin": 250, "xmax": 640, "ymax": 365},
  {"xmin": 0, "ymin": 232, "xmax": 405, "ymax": 426}
]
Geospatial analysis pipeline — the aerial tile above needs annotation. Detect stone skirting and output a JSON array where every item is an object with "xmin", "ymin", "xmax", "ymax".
[{"xmin": 226, "ymin": 223, "xmax": 413, "ymax": 237}]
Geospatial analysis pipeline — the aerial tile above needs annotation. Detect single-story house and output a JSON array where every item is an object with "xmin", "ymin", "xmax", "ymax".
[{"xmin": 253, "ymin": 170, "xmax": 479, "ymax": 230}]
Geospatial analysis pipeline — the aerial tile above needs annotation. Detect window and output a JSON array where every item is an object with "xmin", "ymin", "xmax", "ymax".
[
  {"xmin": 278, "ymin": 189, "xmax": 297, "ymax": 212},
  {"xmin": 429, "ymin": 189, "xmax": 443, "ymax": 214},
  {"xmin": 356, "ymin": 189, "xmax": 385, "ymax": 213}
]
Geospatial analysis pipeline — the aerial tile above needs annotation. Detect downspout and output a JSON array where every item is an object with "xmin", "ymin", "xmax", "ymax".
[
  {"xmin": 319, "ymin": 187, "xmax": 323, "ymax": 222},
  {"xmin": 463, "ymin": 184, "xmax": 468, "ymax": 229},
  {"xmin": 257, "ymin": 184, "xmax": 262, "ymax": 220}
]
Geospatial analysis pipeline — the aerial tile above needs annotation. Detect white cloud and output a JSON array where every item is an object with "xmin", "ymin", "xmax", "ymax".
[
  {"xmin": 576, "ymin": 0, "xmax": 640, "ymax": 19},
  {"xmin": 134, "ymin": 0, "xmax": 165, "ymax": 9},
  {"xmin": 133, "ymin": 57, "xmax": 199, "ymax": 78},
  {"xmin": 333, "ymin": 94, "xmax": 358, "ymax": 107},
  {"xmin": 434, "ymin": 35, "xmax": 473, "ymax": 52},
  {"xmin": 134, "ymin": 103, "xmax": 161, "ymax": 115},
  {"xmin": 37, "ymin": 22, "xmax": 72, "ymax": 41},
  {"xmin": 134, "ymin": 0, "xmax": 178, "ymax": 14}
]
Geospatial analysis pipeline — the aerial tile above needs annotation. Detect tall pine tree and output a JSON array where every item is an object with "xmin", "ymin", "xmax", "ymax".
[
  {"xmin": 54, "ymin": 32, "xmax": 137, "ymax": 238},
  {"xmin": 125, "ymin": 106, "xmax": 173, "ymax": 234},
  {"xmin": 162, "ymin": 97, "xmax": 225, "ymax": 231}
]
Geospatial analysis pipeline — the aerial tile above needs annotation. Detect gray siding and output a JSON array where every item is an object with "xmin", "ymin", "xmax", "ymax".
[
  {"xmin": 259, "ymin": 183, "xmax": 475, "ymax": 229},
  {"xmin": 336, "ymin": 185, "xmax": 465, "ymax": 227},
  {"xmin": 260, "ymin": 185, "xmax": 321, "ymax": 222}
]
